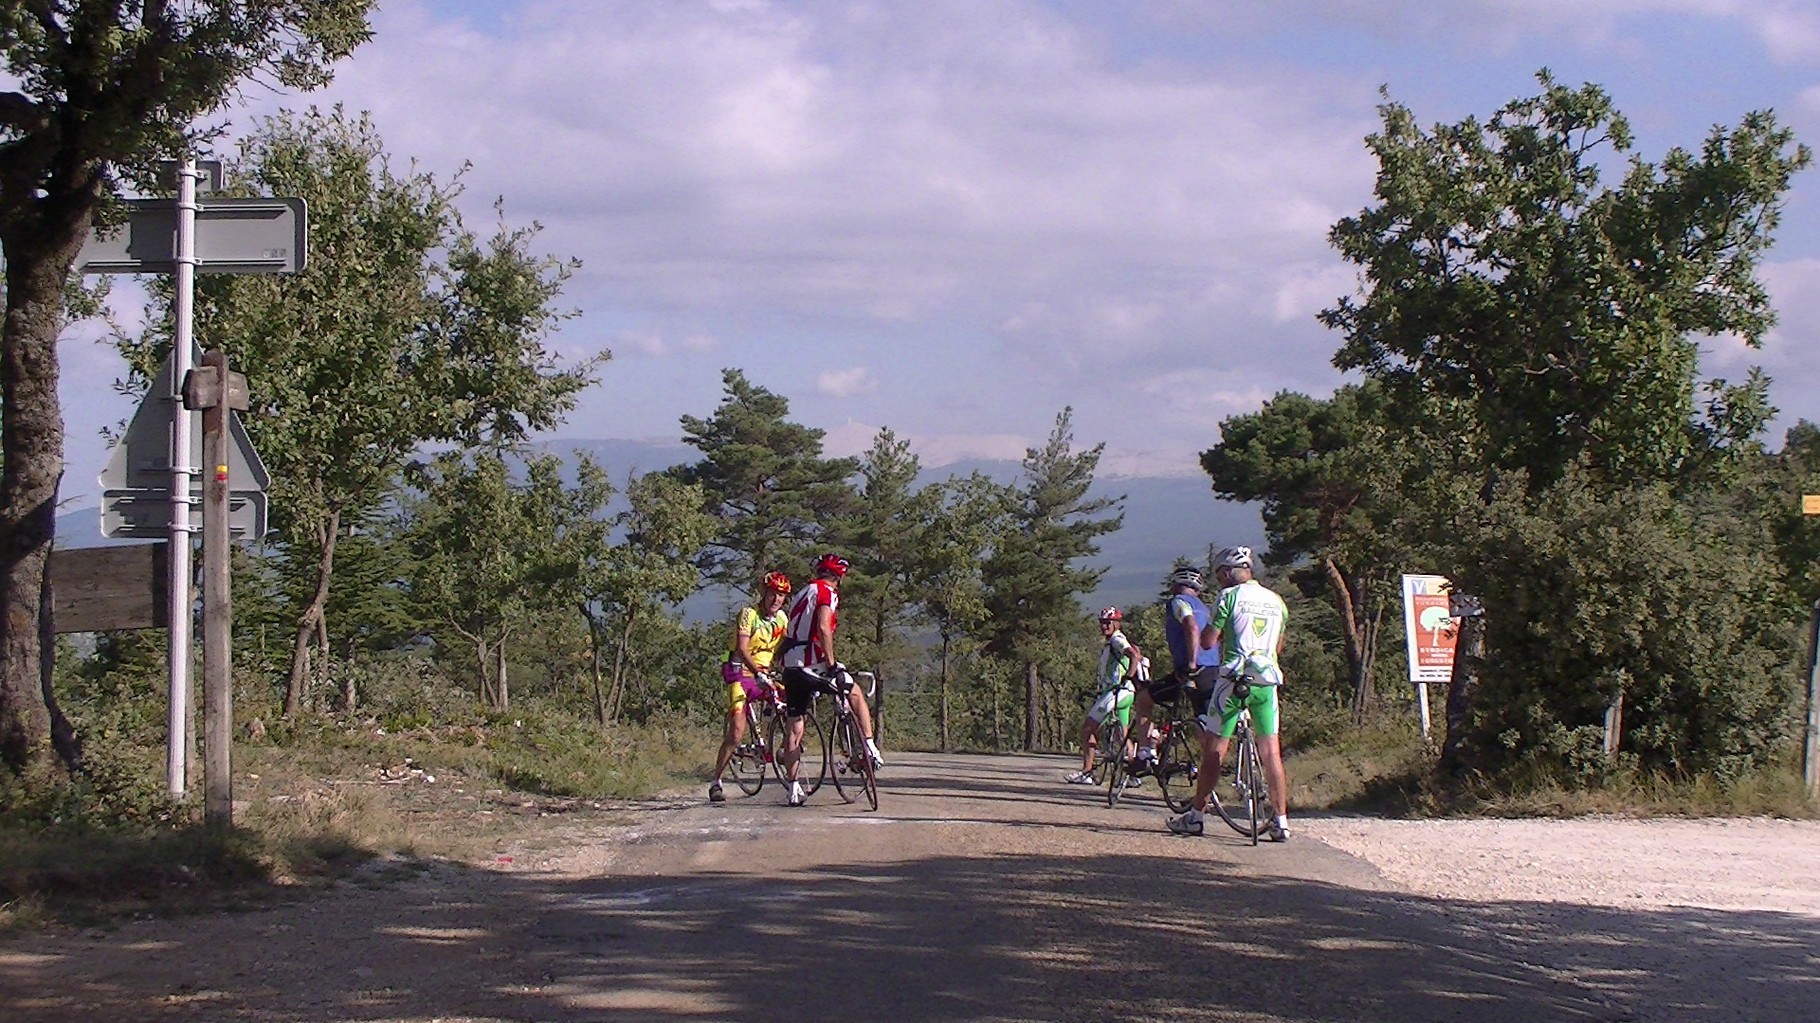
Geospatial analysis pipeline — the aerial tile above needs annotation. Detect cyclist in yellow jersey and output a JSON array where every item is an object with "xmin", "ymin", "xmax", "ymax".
[{"xmin": 708, "ymin": 571, "xmax": 791, "ymax": 802}]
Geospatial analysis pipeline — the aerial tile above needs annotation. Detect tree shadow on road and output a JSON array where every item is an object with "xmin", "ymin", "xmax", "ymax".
[{"xmin": 9, "ymin": 843, "xmax": 1814, "ymax": 1023}]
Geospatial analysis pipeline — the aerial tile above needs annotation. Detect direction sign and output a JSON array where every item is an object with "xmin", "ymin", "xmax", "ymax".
[
  {"xmin": 99, "ymin": 346, "xmax": 270, "ymax": 540},
  {"xmin": 78, "ymin": 197, "xmax": 307, "ymax": 274}
]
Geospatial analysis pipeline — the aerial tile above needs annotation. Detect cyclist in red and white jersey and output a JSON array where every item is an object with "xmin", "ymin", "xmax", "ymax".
[{"xmin": 776, "ymin": 553, "xmax": 881, "ymax": 806}]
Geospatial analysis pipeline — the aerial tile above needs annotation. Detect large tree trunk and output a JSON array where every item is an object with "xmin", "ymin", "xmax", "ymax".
[
  {"xmin": 581, "ymin": 604, "xmax": 607, "ymax": 726},
  {"xmin": 1442, "ymin": 614, "xmax": 1487, "ymax": 770},
  {"xmin": 1023, "ymin": 660, "xmax": 1038, "ymax": 751},
  {"xmin": 938, "ymin": 632, "xmax": 951, "ymax": 752},
  {"xmin": 283, "ymin": 509, "xmax": 341, "ymax": 717},
  {"xmin": 0, "ymin": 211, "xmax": 91, "ymax": 782}
]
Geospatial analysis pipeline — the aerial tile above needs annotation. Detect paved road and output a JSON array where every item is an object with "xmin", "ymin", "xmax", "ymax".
[{"xmin": 5, "ymin": 751, "xmax": 1817, "ymax": 1022}]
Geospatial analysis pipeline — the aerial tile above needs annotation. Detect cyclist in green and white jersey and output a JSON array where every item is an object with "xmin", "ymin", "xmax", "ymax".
[
  {"xmin": 1064, "ymin": 607, "xmax": 1143, "ymax": 784},
  {"xmin": 1168, "ymin": 546, "xmax": 1293, "ymax": 841}
]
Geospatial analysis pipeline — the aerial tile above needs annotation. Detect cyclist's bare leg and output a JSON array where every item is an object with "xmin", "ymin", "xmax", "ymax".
[
  {"xmin": 1131, "ymin": 688, "xmax": 1156, "ymax": 759},
  {"xmin": 1192, "ymin": 731, "xmax": 1231, "ymax": 812},
  {"xmin": 780, "ymin": 715, "xmax": 808, "ymax": 781},
  {"xmin": 1078, "ymin": 715, "xmax": 1098, "ymax": 773},
  {"xmin": 1256, "ymin": 732, "xmax": 1288, "ymax": 819},
  {"xmin": 711, "ymin": 700, "xmax": 748, "ymax": 783},
  {"xmin": 845, "ymin": 686, "xmax": 875, "ymax": 740}
]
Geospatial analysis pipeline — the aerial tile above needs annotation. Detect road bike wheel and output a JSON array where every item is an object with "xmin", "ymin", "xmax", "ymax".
[
  {"xmin": 1210, "ymin": 723, "xmax": 1262, "ymax": 840},
  {"xmin": 1105, "ymin": 734, "xmax": 1128, "ymax": 807},
  {"xmin": 1156, "ymin": 720, "xmax": 1201, "ymax": 813},
  {"xmin": 1243, "ymin": 728, "xmax": 1267, "ymax": 846},
  {"xmin": 787, "ymin": 705, "xmax": 825, "ymax": 797},
  {"xmin": 728, "ymin": 703, "xmax": 766, "ymax": 796},
  {"xmin": 1090, "ymin": 719, "xmax": 1123, "ymax": 786},
  {"xmin": 827, "ymin": 712, "xmax": 863, "ymax": 804},
  {"xmin": 764, "ymin": 708, "xmax": 789, "ymax": 783},
  {"xmin": 854, "ymin": 717, "xmax": 879, "ymax": 811}
]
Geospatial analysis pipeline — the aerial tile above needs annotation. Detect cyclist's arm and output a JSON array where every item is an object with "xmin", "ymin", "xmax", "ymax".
[
  {"xmin": 813, "ymin": 604, "xmax": 836, "ymax": 667},
  {"xmin": 732, "ymin": 610, "xmax": 763, "ymax": 675}
]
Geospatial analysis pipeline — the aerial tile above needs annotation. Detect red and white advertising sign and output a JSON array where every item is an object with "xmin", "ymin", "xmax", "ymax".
[{"xmin": 1401, "ymin": 574, "xmax": 1458, "ymax": 685}]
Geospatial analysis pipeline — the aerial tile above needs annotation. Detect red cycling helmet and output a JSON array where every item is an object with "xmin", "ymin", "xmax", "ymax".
[
  {"xmin": 815, "ymin": 553, "xmax": 850, "ymax": 577},
  {"xmin": 1098, "ymin": 607, "xmax": 1123, "ymax": 622},
  {"xmin": 762, "ymin": 571, "xmax": 792, "ymax": 593}
]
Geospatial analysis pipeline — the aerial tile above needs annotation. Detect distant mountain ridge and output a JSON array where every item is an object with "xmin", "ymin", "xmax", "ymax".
[{"xmin": 57, "ymin": 437, "xmax": 1264, "ymax": 615}]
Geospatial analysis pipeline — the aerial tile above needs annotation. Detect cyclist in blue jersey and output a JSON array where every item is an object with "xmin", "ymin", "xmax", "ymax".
[
  {"xmin": 1128, "ymin": 565, "xmax": 1221, "ymax": 776},
  {"xmin": 1168, "ymin": 546, "xmax": 1293, "ymax": 841}
]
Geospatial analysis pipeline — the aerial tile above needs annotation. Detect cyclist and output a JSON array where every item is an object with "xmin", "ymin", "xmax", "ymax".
[
  {"xmin": 1168, "ymin": 545, "xmax": 1292, "ymax": 841},
  {"xmin": 777, "ymin": 553, "xmax": 882, "ymax": 806},
  {"xmin": 708, "ymin": 571, "xmax": 792, "ymax": 802},
  {"xmin": 1065, "ymin": 608, "xmax": 1142, "ymax": 784},
  {"xmin": 1128, "ymin": 566, "xmax": 1221, "ymax": 776}
]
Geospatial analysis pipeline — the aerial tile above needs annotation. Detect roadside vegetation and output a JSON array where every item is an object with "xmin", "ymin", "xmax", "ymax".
[{"xmin": 2, "ymin": 10, "xmax": 1818, "ymax": 930}]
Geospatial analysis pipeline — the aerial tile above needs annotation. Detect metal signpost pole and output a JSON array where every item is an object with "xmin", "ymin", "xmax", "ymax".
[{"xmin": 165, "ymin": 158, "xmax": 200, "ymax": 797}]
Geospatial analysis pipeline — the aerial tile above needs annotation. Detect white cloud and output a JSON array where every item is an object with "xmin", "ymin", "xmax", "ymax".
[{"xmin": 815, "ymin": 366, "xmax": 877, "ymax": 398}]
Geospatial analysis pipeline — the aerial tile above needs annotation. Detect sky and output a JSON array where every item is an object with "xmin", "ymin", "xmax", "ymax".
[{"xmin": 53, "ymin": 0, "xmax": 1820, "ymax": 510}]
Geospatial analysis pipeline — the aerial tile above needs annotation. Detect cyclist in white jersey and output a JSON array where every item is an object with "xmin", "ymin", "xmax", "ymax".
[
  {"xmin": 1168, "ymin": 546, "xmax": 1293, "ymax": 841},
  {"xmin": 1064, "ymin": 607, "xmax": 1143, "ymax": 784}
]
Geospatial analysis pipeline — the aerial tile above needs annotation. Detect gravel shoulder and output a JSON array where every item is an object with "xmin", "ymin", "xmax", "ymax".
[{"xmin": 1306, "ymin": 814, "xmax": 1820, "ymax": 916}]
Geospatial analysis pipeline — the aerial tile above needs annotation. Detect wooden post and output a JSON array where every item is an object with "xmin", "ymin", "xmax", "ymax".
[
  {"xmin": 1804, "ymin": 599, "xmax": 1819, "ymax": 803},
  {"xmin": 185, "ymin": 351, "xmax": 248, "ymax": 826}
]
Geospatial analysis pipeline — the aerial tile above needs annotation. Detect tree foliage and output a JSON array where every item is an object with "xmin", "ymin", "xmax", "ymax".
[
  {"xmin": 115, "ymin": 106, "xmax": 600, "ymax": 716},
  {"xmin": 1324, "ymin": 71, "xmax": 1809, "ymax": 488},
  {"xmin": 672, "ymin": 369, "xmax": 859, "ymax": 590},
  {"xmin": 1, "ymin": 0, "xmax": 372, "ymax": 783}
]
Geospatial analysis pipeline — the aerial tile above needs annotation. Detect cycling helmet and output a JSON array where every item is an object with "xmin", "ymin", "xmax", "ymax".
[
  {"xmin": 1098, "ymin": 607, "xmax": 1123, "ymax": 622},
  {"xmin": 762, "ymin": 571, "xmax": 792, "ymax": 593},
  {"xmin": 1169, "ymin": 567, "xmax": 1204, "ymax": 590},
  {"xmin": 814, "ymin": 553, "xmax": 850, "ymax": 577},
  {"xmin": 1216, "ymin": 546, "xmax": 1254, "ymax": 570}
]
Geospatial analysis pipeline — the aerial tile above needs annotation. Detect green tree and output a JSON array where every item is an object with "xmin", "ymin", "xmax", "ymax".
[
  {"xmin": 672, "ymin": 369, "xmax": 859, "ymax": 590},
  {"xmin": 115, "ymin": 107, "xmax": 600, "ymax": 717},
  {"xmin": 0, "ymin": 0, "xmax": 371, "ymax": 784},
  {"xmin": 1323, "ymin": 71, "xmax": 1809, "ymax": 490},
  {"xmin": 981, "ymin": 409, "xmax": 1122, "ymax": 751},
  {"xmin": 1321, "ymin": 72, "xmax": 1810, "ymax": 776},
  {"xmin": 576, "ymin": 472, "xmax": 714, "ymax": 724},
  {"xmin": 907, "ymin": 472, "xmax": 1004, "ymax": 750},
  {"xmin": 831, "ymin": 428, "xmax": 941, "ymax": 731},
  {"xmin": 401, "ymin": 452, "xmax": 588, "ymax": 710},
  {"xmin": 1201, "ymin": 382, "xmax": 1417, "ymax": 721}
]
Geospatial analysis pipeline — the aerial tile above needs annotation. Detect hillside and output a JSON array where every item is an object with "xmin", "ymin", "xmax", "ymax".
[{"xmin": 55, "ymin": 437, "xmax": 1265, "ymax": 616}]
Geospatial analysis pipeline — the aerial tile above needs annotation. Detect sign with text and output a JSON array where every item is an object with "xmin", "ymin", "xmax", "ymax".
[
  {"xmin": 1805, "ymin": 494, "xmax": 1820, "ymax": 515},
  {"xmin": 1401, "ymin": 574, "xmax": 1459, "ymax": 685}
]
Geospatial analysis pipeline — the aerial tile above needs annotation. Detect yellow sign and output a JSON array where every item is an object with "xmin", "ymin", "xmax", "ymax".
[{"xmin": 1807, "ymin": 495, "xmax": 1820, "ymax": 516}]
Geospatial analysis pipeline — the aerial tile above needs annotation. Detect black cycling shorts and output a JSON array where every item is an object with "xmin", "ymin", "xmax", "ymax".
[
  {"xmin": 1144, "ymin": 666, "xmax": 1217, "ymax": 717},
  {"xmin": 780, "ymin": 665, "xmax": 850, "ymax": 718}
]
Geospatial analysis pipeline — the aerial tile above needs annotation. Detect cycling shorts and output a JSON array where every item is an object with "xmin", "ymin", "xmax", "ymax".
[
  {"xmin": 721, "ymin": 662, "xmax": 774, "ymax": 713},
  {"xmin": 780, "ymin": 665, "xmax": 851, "ymax": 718},
  {"xmin": 1086, "ymin": 687, "xmax": 1133, "ymax": 728},
  {"xmin": 1202, "ymin": 675, "xmax": 1280, "ymax": 737}
]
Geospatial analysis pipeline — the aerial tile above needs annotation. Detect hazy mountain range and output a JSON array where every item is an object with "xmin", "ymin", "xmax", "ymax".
[{"xmin": 57, "ymin": 437, "xmax": 1265, "ymax": 616}]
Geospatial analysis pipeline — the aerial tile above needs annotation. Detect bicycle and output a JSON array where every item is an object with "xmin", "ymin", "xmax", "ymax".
[
  {"xmin": 1107, "ymin": 691, "xmax": 1199, "ymax": 811},
  {"xmin": 725, "ymin": 675, "xmax": 787, "ymax": 796},
  {"xmin": 1088, "ymin": 712, "xmax": 1125, "ymax": 786},
  {"xmin": 1206, "ymin": 673, "xmax": 1271, "ymax": 845},
  {"xmin": 821, "ymin": 668, "xmax": 879, "ymax": 811}
]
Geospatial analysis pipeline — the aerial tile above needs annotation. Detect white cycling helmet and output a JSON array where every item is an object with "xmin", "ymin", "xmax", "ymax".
[
  {"xmin": 1168, "ymin": 567, "xmax": 1204, "ymax": 590},
  {"xmin": 1216, "ymin": 545, "xmax": 1254, "ymax": 570}
]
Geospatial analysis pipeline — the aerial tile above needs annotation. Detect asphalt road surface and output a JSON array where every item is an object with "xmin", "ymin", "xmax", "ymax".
[{"xmin": 5, "ymin": 751, "xmax": 1816, "ymax": 1022}]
